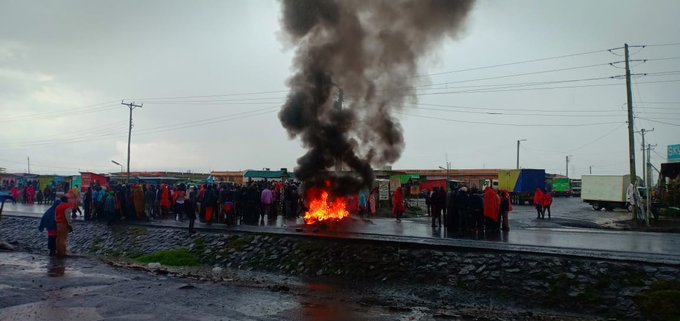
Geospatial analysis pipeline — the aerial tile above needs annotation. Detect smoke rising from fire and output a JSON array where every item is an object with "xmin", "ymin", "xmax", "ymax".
[{"xmin": 278, "ymin": 0, "xmax": 475, "ymax": 195}]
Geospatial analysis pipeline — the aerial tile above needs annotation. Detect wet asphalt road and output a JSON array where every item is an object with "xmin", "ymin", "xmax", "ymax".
[
  {"xmin": 0, "ymin": 252, "xmax": 612, "ymax": 321},
  {"xmin": 4, "ymin": 197, "xmax": 680, "ymax": 263},
  {"xmin": 0, "ymin": 252, "xmax": 405, "ymax": 321}
]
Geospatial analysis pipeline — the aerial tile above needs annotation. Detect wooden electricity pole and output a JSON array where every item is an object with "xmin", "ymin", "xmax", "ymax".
[{"xmin": 121, "ymin": 100, "xmax": 143, "ymax": 183}]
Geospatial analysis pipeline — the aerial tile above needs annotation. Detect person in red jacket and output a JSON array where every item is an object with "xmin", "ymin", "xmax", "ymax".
[
  {"xmin": 483, "ymin": 187, "xmax": 500, "ymax": 231},
  {"xmin": 160, "ymin": 185, "xmax": 171, "ymax": 218},
  {"xmin": 392, "ymin": 187, "xmax": 405, "ymax": 222},
  {"xmin": 533, "ymin": 188, "xmax": 544, "ymax": 219},
  {"xmin": 499, "ymin": 189, "xmax": 511, "ymax": 231},
  {"xmin": 542, "ymin": 189, "xmax": 553, "ymax": 219},
  {"xmin": 54, "ymin": 196, "xmax": 72, "ymax": 257}
]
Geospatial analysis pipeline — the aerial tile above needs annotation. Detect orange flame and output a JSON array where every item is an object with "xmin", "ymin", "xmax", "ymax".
[{"xmin": 304, "ymin": 188, "xmax": 349, "ymax": 225}]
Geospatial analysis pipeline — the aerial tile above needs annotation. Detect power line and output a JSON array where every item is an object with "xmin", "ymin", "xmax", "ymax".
[
  {"xmin": 645, "ymin": 42, "xmax": 680, "ymax": 47},
  {"xmin": 3, "ymin": 107, "xmax": 280, "ymax": 148},
  {"xmin": 415, "ymin": 79, "xmax": 680, "ymax": 96},
  {"xmin": 567, "ymin": 123, "xmax": 627, "ymax": 153},
  {"xmin": 412, "ymin": 105, "xmax": 626, "ymax": 118},
  {"xmin": 125, "ymin": 90, "xmax": 288, "ymax": 101},
  {"xmin": 396, "ymin": 111, "xmax": 623, "ymax": 127},
  {"xmin": 636, "ymin": 117, "xmax": 680, "ymax": 127},
  {"xmin": 414, "ymin": 48, "xmax": 609, "ymax": 78},
  {"xmin": 4, "ymin": 101, "xmax": 120, "ymax": 122},
  {"xmin": 415, "ymin": 102, "xmax": 626, "ymax": 113},
  {"xmin": 416, "ymin": 63, "xmax": 611, "ymax": 88}
]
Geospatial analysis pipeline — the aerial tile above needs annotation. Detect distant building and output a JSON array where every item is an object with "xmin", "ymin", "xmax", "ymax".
[
  {"xmin": 400, "ymin": 169, "xmax": 500, "ymax": 189},
  {"xmin": 243, "ymin": 169, "xmax": 292, "ymax": 182},
  {"xmin": 210, "ymin": 171, "xmax": 244, "ymax": 185}
]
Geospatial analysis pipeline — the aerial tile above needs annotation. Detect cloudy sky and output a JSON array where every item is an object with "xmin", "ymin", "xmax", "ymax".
[{"xmin": 1, "ymin": 0, "xmax": 679, "ymax": 179}]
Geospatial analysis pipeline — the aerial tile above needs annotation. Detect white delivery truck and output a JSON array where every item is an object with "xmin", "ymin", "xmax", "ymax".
[{"xmin": 581, "ymin": 174, "xmax": 642, "ymax": 211}]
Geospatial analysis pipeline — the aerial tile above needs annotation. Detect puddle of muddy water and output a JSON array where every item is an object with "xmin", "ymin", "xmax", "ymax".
[
  {"xmin": 0, "ymin": 302, "xmax": 103, "ymax": 321},
  {"xmin": 1, "ymin": 253, "xmax": 129, "ymax": 281}
]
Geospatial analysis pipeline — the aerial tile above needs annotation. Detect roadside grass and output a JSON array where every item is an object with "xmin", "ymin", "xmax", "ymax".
[
  {"xmin": 634, "ymin": 280, "xmax": 680, "ymax": 321},
  {"xmin": 136, "ymin": 249, "xmax": 200, "ymax": 267}
]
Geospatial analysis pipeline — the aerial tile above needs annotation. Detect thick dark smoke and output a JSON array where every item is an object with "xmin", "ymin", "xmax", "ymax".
[{"xmin": 279, "ymin": 0, "xmax": 475, "ymax": 196}]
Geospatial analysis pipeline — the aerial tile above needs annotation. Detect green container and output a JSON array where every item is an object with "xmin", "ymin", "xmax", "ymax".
[{"xmin": 552, "ymin": 177, "xmax": 570, "ymax": 194}]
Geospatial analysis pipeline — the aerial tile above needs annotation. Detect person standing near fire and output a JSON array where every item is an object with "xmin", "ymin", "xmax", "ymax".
[
  {"xmin": 392, "ymin": 186, "xmax": 405, "ymax": 222},
  {"xmin": 368, "ymin": 188, "xmax": 377, "ymax": 217}
]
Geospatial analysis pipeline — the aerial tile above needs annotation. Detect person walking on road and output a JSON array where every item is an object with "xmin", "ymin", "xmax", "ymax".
[
  {"xmin": 392, "ymin": 187, "xmax": 405, "ymax": 222},
  {"xmin": 38, "ymin": 199, "xmax": 61, "ymax": 256},
  {"xmin": 533, "ymin": 188, "xmax": 544, "ymax": 219},
  {"xmin": 70, "ymin": 185, "xmax": 82, "ymax": 218},
  {"xmin": 54, "ymin": 196, "xmax": 72, "ymax": 257},
  {"xmin": 542, "ymin": 190, "xmax": 553, "ymax": 219}
]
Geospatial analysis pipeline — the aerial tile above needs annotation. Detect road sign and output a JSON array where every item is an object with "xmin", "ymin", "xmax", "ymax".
[{"xmin": 668, "ymin": 144, "xmax": 680, "ymax": 163}]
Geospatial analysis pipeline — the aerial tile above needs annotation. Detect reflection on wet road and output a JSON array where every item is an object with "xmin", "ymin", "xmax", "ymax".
[{"xmin": 0, "ymin": 252, "xmax": 406, "ymax": 321}]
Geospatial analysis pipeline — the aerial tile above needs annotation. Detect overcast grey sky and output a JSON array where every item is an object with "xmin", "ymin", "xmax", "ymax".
[{"xmin": 1, "ymin": 0, "xmax": 679, "ymax": 178}]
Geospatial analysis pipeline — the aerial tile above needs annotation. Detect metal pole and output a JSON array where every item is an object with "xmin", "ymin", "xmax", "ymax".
[
  {"xmin": 641, "ymin": 129, "xmax": 646, "ymax": 197},
  {"xmin": 566, "ymin": 155, "xmax": 569, "ymax": 179},
  {"xmin": 624, "ymin": 43, "xmax": 638, "ymax": 221},
  {"xmin": 646, "ymin": 144, "xmax": 651, "ymax": 226},
  {"xmin": 127, "ymin": 106, "xmax": 132, "ymax": 183},
  {"xmin": 516, "ymin": 140, "xmax": 520, "ymax": 169}
]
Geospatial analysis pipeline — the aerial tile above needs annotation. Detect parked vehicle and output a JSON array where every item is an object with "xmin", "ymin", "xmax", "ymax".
[
  {"xmin": 551, "ymin": 177, "xmax": 571, "ymax": 197},
  {"xmin": 481, "ymin": 179, "xmax": 499, "ymax": 191},
  {"xmin": 498, "ymin": 169, "xmax": 546, "ymax": 205},
  {"xmin": 581, "ymin": 175, "xmax": 642, "ymax": 211}
]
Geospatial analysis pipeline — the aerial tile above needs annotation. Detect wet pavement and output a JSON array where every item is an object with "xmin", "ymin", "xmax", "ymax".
[
  {"xmin": 0, "ymin": 252, "xmax": 398, "ymax": 321},
  {"xmin": 4, "ymin": 197, "xmax": 680, "ymax": 264},
  {"xmin": 0, "ymin": 252, "xmax": 612, "ymax": 321}
]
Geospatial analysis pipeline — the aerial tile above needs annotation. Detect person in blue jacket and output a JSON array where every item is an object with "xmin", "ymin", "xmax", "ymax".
[{"xmin": 39, "ymin": 199, "xmax": 61, "ymax": 256}]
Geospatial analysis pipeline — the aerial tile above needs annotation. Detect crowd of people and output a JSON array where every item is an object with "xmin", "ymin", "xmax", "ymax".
[
  {"xmin": 422, "ymin": 186, "xmax": 512, "ymax": 233},
  {"xmin": 4, "ymin": 182, "xmax": 59, "ymax": 206},
  {"xmin": 25, "ymin": 177, "xmax": 559, "ymax": 256},
  {"xmin": 70, "ymin": 181, "xmax": 307, "ymax": 229},
  {"xmin": 420, "ymin": 186, "xmax": 555, "ymax": 234}
]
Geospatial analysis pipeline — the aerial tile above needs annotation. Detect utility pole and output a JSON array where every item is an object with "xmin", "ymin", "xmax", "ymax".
[
  {"xmin": 636, "ymin": 128, "xmax": 654, "ymax": 185},
  {"xmin": 27, "ymin": 156, "xmax": 30, "ymax": 174},
  {"xmin": 589, "ymin": 165, "xmax": 593, "ymax": 174},
  {"xmin": 516, "ymin": 139, "xmax": 526, "ymax": 169},
  {"xmin": 636, "ymin": 128, "xmax": 653, "ymax": 219},
  {"xmin": 565, "ymin": 155, "xmax": 571, "ymax": 179},
  {"xmin": 624, "ymin": 43, "xmax": 638, "ymax": 221},
  {"xmin": 121, "ymin": 100, "xmax": 143, "ymax": 183},
  {"xmin": 646, "ymin": 143, "xmax": 656, "ymax": 226}
]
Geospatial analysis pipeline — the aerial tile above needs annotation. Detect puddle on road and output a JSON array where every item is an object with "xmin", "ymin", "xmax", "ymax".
[
  {"xmin": 0, "ymin": 253, "xmax": 128, "ymax": 280},
  {"xmin": 0, "ymin": 302, "xmax": 103, "ymax": 321}
]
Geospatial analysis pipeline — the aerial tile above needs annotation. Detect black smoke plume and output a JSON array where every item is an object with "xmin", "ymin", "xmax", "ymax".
[{"xmin": 279, "ymin": 0, "xmax": 475, "ymax": 196}]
